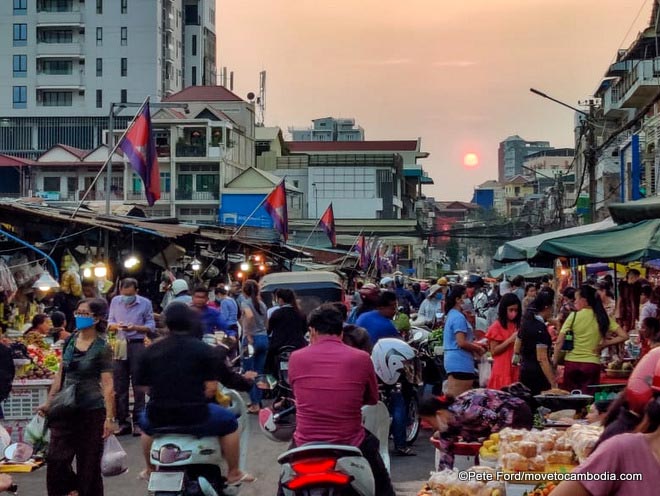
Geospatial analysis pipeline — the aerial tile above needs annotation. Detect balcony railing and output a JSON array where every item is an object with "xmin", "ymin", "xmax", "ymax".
[
  {"xmin": 156, "ymin": 145, "xmax": 171, "ymax": 157},
  {"xmin": 175, "ymin": 190, "xmax": 219, "ymax": 201},
  {"xmin": 37, "ymin": 11, "xmax": 83, "ymax": 25},
  {"xmin": 126, "ymin": 191, "xmax": 171, "ymax": 201},
  {"xmin": 176, "ymin": 143, "xmax": 206, "ymax": 157}
]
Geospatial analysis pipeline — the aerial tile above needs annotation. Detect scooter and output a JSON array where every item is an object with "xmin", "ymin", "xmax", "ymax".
[
  {"xmin": 260, "ymin": 378, "xmax": 390, "ymax": 495},
  {"xmin": 147, "ymin": 387, "xmax": 249, "ymax": 496}
]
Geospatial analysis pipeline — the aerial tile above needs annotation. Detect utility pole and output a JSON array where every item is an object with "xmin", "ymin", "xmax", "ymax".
[{"xmin": 585, "ymin": 101, "xmax": 598, "ymax": 222}]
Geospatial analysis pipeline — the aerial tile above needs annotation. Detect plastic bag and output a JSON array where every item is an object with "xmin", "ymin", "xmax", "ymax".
[
  {"xmin": 101, "ymin": 435, "xmax": 128, "ymax": 477},
  {"xmin": 478, "ymin": 355, "xmax": 491, "ymax": 387},
  {"xmin": 24, "ymin": 414, "xmax": 50, "ymax": 451}
]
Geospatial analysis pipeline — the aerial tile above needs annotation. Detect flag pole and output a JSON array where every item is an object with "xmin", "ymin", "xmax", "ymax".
[
  {"xmin": 339, "ymin": 228, "xmax": 364, "ymax": 270},
  {"xmin": 70, "ymin": 96, "xmax": 150, "ymax": 219},
  {"xmin": 294, "ymin": 217, "xmax": 322, "ymax": 265}
]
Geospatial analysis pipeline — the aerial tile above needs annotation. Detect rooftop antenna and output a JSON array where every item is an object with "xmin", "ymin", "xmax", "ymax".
[{"xmin": 257, "ymin": 70, "xmax": 266, "ymax": 126}]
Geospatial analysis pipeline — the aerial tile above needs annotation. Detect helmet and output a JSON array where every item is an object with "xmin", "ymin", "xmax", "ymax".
[
  {"xmin": 371, "ymin": 338, "xmax": 416, "ymax": 385},
  {"xmin": 466, "ymin": 275, "xmax": 484, "ymax": 288},
  {"xmin": 625, "ymin": 347, "xmax": 660, "ymax": 414},
  {"xmin": 359, "ymin": 283, "xmax": 380, "ymax": 303},
  {"xmin": 437, "ymin": 277, "xmax": 448, "ymax": 286},
  {"xmin": 258, "ymin": 407, "xmax": 296, "ymax": 443},
  {"xmin": 171, "ymin": 279, "xmax": 189, "ymax": 296},
  {"xmin": 379, "ymin": 276, "xmax": 394, "ymax": 288}
]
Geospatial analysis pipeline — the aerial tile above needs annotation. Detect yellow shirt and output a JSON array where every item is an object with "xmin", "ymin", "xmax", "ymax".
[{"xmin": 560, "ymin": 308, "xmax": 618, "ymax": 364}]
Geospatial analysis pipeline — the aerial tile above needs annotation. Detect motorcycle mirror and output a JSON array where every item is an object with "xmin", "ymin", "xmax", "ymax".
[{"xmin": 4, "ymin": 442, "xmax": 33, "ymax": 463}]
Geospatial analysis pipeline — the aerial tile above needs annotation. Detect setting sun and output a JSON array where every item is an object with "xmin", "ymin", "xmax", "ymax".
[{"xmin": 463, "ymin": 153, "xmax": 479, "ymax": 168}]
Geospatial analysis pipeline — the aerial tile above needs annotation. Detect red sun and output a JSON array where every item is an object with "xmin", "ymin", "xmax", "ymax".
[{"xmin": 464, "ymin": 153, "xmax": 479, "ymax": 168}]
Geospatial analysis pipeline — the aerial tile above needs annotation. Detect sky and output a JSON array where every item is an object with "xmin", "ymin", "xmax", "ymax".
[{"xmin": 216, "ymin": 0, "xmax": 652, "ymax": 201}]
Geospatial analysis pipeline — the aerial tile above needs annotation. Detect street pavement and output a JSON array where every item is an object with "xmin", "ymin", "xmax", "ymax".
[{"xmin": 12, "ymin": 415, "xmax": 435, "ymax": 495}]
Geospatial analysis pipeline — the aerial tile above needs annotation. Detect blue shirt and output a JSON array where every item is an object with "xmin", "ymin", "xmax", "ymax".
[
  {"xmin": 198, "ymin": 306, "xmax": 228, "ymax": 335},
  {"xmin": 219, "ymin": 297, "xmax": 238, "ymax": 326},
  {"xmin": 443, "ymin": 308, "xmax": 475, "ymax": 374},
  {"xmin": 356, "ymin": 310, "xmax": 399, "ymax": 344},
  {"xmin": 108, "ymin": 294, "xmax": 156, "ymax": 341}
]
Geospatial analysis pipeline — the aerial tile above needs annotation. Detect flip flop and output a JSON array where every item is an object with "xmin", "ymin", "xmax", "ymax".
[
  {"xmin": 226, "ymin": 472, "xmax": 257, "ymax": 486},
  {"xmin": 393, "ymin": 447, "xmax": 416, "ymax": 457}
]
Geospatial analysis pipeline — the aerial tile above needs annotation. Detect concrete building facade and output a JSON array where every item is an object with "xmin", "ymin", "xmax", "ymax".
[
  {"xmin": 289, "ymin": 117, "xmax": 365, "ymax": 142},
  {"xmin": 498, "ymin": 135, "xmax": 553, "ymax": 181}
]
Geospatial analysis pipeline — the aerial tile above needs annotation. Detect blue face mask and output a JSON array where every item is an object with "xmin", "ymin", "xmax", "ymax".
[
  {"xmin": 75, "ymin": 316, "xmax": 95, "ymax": 330},
  {"xmin": 122, "ymin": 295, "xmax": 137, "ymax": 305}
]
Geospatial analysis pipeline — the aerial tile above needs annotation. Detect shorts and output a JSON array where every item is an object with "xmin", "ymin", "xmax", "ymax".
[
  {"xmin": 448, "ymin": 372, "xmax": 476, "ymax": 381},
  {"xmin": 139, "ymin": 403, "xmax": 238, "ymax": 437}
]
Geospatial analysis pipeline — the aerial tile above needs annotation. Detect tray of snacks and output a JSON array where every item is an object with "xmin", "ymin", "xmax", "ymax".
[
  {"xmin": 417, "ymin": 467, "xmax": 505, "ymax": 496},
  {"xmin": 534, "ymin": 389, "xmax": 593, "ymax": 412},
  {"xmin": 523, "ymin": 482, "xmax": 557, "ymax": 495}
]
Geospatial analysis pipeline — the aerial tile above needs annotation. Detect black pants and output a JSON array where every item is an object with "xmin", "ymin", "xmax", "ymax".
[
  {"xmin": 279, "ymin": 430, "xmax": 395, "ymax": 496},
  {"xmin": 47, "ymin": 408, "xmax": 105, "ymax": 496},
  {"xmin": 113, "ymin": 340, "xmax": 145, "ymax": 426}
]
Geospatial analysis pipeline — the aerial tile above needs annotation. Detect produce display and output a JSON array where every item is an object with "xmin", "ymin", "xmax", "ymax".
[
  {"xmin": 12, "ymin": 339, "xmax": 61, "ymax": 380},
  {"xmin": 523, "ymin": 482, "xmax": 557, "ymax": 495},
  {"xmin": 418, "ymin": 467, "xmax": 504, "ymax": 496}
]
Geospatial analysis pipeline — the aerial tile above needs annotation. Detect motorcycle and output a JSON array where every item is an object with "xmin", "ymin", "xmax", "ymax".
[
  {"xmin": 408, "ymin": 326, "xmax": 446, "ymax": 396},
  {"xmin": 146, "ymin": 387, "xmax": 249, "ymax": 496},
  {"xmin": 259, "ymin": 377, "xmax": 390, "ymax": 496}
]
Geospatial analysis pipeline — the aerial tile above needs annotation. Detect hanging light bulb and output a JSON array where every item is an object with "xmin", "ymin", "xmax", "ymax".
[
  {"xmin": 237, "ymin": 271, "xmax": 244, "ymax": 279},
  {"xmin": 94, "ymin": 262, "xmax": 107, "ymax": 278},
  {"xmin": 259, "ymin": 264, "xmax": 266, "ymax": 272},
  {"xmin": 33, "ymin": 271, "xmax": 60, "ymax": 292},
  {"xmin": 191, "ymin": 258, "xmax": 201, "ymax": 271},
  {"xmin": 124, "ymin": 255, "xmax": 140, "ymax": 269},
  {"xmin": 240, "ymin": 262, "xmax": 250, "ymax": 272},
  {"xmin": 81, "ymin": 261, "xmax": 94, "ymax": 279}
]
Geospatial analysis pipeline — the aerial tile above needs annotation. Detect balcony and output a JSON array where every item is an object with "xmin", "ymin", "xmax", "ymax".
[
  {"xmin": 164, "ymin": 47, "xmax": 175, "ymax": 61},
  {"xmin": 36, "ymin": 43, "xmax": 83, "ymax": 58},
  {"xmin": 37, "ymin": 11, "xmax": 83, "ymax": 27},
  {"xmin": 127, "ymin": 191, "xmax": 172, "ymax": 201},
  {"xmin": 156, "ymin": 145, "xmax": 171, "ymax": 157},
  {"xmin": 175, "ymin": 190, "xmax": 219, "ymax": 201},
  {"xmin": 176, "ymin": 143, "xmax": 206, "ymax": 157},
  {"xmin": 36, "ymin": 72, "xmax": 84, "ymax": 88},
  {"xmin": 611, "ymin": 58, "xmax": 660, "ymax": 109}
]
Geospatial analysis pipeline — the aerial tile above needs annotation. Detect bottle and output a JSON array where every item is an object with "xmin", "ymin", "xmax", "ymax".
[{"xmin": 511, "ymin": 353, "xmax": 521, "ymax": 366}]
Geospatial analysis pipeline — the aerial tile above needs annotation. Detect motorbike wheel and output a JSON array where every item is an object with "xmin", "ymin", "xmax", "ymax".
[{"xmin": 406, "ymin": 395, "xmax": 420, "ymax": 445}]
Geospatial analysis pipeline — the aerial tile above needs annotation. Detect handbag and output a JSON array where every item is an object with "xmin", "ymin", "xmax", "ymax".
[
  {"xmin": 555, "ymin": 312, "xmax": 576, "ymax": 365},
  {"xmin": 47, "ymin": 335, "xmax": 78, "ymax": 422}
]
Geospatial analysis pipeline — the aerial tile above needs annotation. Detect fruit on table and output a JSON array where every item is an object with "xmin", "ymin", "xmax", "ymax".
[{"xmin": 526, "ymin": 482, "xmax": 557, "ymax": 495}]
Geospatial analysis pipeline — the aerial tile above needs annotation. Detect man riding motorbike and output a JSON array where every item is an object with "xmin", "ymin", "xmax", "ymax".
[
  {"xmin": 287, "ymin": 303, "xmax": 395, "ymax": 496},
  {"xmin": 135, "ymin": 302, "xmax": 255, "ymax": 487}
]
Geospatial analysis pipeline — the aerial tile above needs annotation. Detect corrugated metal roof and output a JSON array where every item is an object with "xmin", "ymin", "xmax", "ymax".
[{"xmin": 162, "ymin": 86, "xmax": 244, "ymax": 102}]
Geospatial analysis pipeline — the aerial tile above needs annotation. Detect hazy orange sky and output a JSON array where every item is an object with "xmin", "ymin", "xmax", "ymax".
[{"xmin": 217, "ymin": 0, "xmax": 651, "ymax": 201}]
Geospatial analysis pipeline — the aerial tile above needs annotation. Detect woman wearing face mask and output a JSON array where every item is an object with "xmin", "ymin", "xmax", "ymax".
[
  {"xmin": 39, "ymin": 298, "xmax": 116, "ymax": 496},
  {"xmin": 414, "ymin": 285, "xmax": 443, "ymax": 327},
  {"xmin": 419, "ymin": 390, "xmax": 532, "ymax": 470},
  {"xmin": 553, "ymin": 284, "xmax": 628, "ymax": 394},
  {"xmin": 485, "ymin": 293, "xmax": 521, "ymax": 389}
]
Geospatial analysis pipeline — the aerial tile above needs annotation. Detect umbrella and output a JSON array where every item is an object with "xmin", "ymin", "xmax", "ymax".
[{"xmin": 489, "ymin": 261, "xmax": 553, "ymax": 279}]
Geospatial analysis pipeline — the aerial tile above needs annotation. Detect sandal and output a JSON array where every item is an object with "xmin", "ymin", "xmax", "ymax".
[
  {"xmin": 226, "ymin": 472, "xmax": 257, "ymax": 486},
  {"xmin": 393, "ymin": 447, "xmax": 416, "ymax": 457},
  {"xmin": 247, "ymin": 405, "xmax": 261, "ymax": 414}
]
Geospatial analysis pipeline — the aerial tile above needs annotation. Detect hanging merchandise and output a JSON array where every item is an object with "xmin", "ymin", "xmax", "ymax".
[
  {"xmin": 60, "ymin": 250, "xmax": 82, "ymax": 297},
  {"xmin": 0, "ymin": 259, "xmax": 18, "ymax": 296},
  {"xmin": 7, "ymin": 254, "xmax": 32, "ymax": 287}
]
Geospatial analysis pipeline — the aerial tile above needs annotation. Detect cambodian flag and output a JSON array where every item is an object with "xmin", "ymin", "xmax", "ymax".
[
  {"xmin": 119, "ymin": 101, "xmax": 160, "ymax": 206},
  {"xmin": 319, "ymin": 203, "xmax": 336, "ymax": 247},
  {"xmin": 355, "ymin": 234, "xmax": 367, "ymax": 269},
  {"xmin": 264, "ymin": 180, "xmax": 288, "ymax": 241}
]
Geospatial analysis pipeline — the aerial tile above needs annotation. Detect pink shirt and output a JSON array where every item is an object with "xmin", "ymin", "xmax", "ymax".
[
  {"xmin": 575, "ymin": 433, "xmax": 660, "ymax": 496},
  {"xmin": 289, "ymin": 335, "xmax": 378, "ymax": 447}
]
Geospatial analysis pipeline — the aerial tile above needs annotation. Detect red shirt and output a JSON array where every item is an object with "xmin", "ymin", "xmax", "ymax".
[{"xmin": 289, "ymin": 335, "xmax": 378, "ymax": 447}]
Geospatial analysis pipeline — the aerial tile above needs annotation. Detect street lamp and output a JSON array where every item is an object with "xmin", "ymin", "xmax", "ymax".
[{"xmin": 311, "ymin": 183, "xmax": 318, "ymax": 218}]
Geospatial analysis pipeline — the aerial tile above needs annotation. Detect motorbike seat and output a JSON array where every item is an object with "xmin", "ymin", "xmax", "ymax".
[
  {"xmin": 278, "ymin": 444, "xmax": 364, "ymax": 464},
  {"xmin": 149, "ymin": 423, "xmax": 211, "ymax": 436}
]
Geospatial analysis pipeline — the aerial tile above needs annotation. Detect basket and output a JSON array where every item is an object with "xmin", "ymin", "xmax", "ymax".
[
  {"xmin": 1, "ymin": 383, "xmax": 50, "ymax": 420},
  {"xmin": 605, "ymin": 369, "xmax": 631, "ymax": 379}
]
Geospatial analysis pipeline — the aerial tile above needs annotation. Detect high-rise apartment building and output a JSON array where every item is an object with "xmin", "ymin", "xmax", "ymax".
[
  {"xmin": 0, "ymin": 0, "xmax": 216, "ymax": 156},
  {"xmin": 497, "ymin": 135, "xmax": 553, "ymax": 182}
]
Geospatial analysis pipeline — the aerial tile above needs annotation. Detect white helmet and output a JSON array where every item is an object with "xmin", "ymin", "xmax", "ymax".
[{"xmin": 371, "ymin": 338, "xmax": 416, "ymax": 385}]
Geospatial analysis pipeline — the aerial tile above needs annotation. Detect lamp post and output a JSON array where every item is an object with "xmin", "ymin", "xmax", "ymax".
[
  {"xmin": 530, "ymin": 88, "xmax": 597, "ymax": 222},
  {"xmin": 311, "ymin": 182, "xmax": 318, "ymax": 218}
]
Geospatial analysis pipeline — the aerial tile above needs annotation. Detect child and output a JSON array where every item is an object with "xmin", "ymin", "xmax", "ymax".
[{"xmin": 485, "ymin": 293, "xmax": 521, "ymax": 389}]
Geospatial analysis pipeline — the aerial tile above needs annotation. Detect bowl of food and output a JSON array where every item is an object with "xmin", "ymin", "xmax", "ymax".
[{"xmin": 534, "ymin": 389, "xmax": 594, "ymax": 412}]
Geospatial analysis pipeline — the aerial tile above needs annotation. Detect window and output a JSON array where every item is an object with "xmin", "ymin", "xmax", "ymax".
[
  {"xmin": 41, "ymin": 60, "xmax": 72, "ymax": 75},
  {"xmin": 192, "ymin": 35, "xmax": 197, "ymax": 56},
  {"xmin": 42, "ymin": 91, "xmax": 72, "ymax": 106},
  {"xmin": 121, "ymin": 27, "xmax": 127, "ymax": 46},
  {"xmin": 96, "ymin": 58, "xmax": 102, "ymax": 77},
  {"xmin": 196, "ymin": 174, "xmax": 219, "ymax": 192},
  {"xmin": 160, "ymin": 172, "xmax": 171, "ymax": 193},
  {"xmin": 13, "ymin": 24, "xmax": 27, "ymax": 46},
  {"xmin": 96, "ymin": 0, "xmax": 102, "ymax": 14},
  {"xmin": 121, "ymin": 57, "xmax": 127, "ymax": 77},
  {"xmin": 43, "ymin": 177, "xmax": 61, "ymax": 192},
  {"xmin": 95, "ymin": 89, "xmax": 103, "ymax": 108},
  {"xmin": 192, "ymin": 66, "xmax": 197, "ymax": 86},
  {"xmin": 96, "ymin": 27, "xmax": 102, "ymax": 46},
  {"xmin": 121, "ymin": 0, "xmax": 127, "ymax": 14},
  {"xmin": 13, "ymin": 0, "xmax": 27, "ymax": 15},
  {"xmin": 12, "ymin": 86, "xmax": 27, "ymax": 109},
  {"xmin": 67, "ymin": 177, "xmax": 77, "ymax": 196},
  {"xmin": 13, "ymin": 55, "xmax": 27, "ymax": 77},
  {"xmin": 120, "ymin": 89, "xmax": 127, "ymax": 103},
  {"xmin": 38, "ymin": 29, "xmax": 73, "ymax": 43}
]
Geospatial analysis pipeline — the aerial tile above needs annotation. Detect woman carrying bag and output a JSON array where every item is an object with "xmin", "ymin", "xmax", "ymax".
[{"xmin": 38, "ymin": 298, "xmax": 116, "ymax": 496}]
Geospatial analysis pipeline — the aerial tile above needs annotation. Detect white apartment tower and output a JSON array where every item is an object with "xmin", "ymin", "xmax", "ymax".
[{"xmin": 0, "ymin": 0, "xmax": 217, "ymax": 156}]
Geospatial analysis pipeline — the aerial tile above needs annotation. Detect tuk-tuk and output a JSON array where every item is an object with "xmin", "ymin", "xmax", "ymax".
[{"xmin": 260, "ymin": 271, "xmax": 345, "ymax": 316}]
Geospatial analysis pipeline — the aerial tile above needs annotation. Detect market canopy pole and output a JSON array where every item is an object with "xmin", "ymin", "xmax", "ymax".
[
  {"xmin": 339, "ymin": 228, "xmax": 364, "ymax": 270},
  {"xmin": 0, "ymin": 227, "xmax": 59, "ymax": 278}
]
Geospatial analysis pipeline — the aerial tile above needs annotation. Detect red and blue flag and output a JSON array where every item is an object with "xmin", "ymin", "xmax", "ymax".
[
  {"xmin": 355, "ymin": 234, "xmax": 367, "ymax": 269},
  {"xmin": 264, "ymin": 180, "xmax": 288, "ymax": 241},
  {"xmin": 319, "ymin": 203, "xmax": 336, "ymax": 247},
  {"xmin": 119, "ymin": 101, "xmax": 160, "ymax": 206}
]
